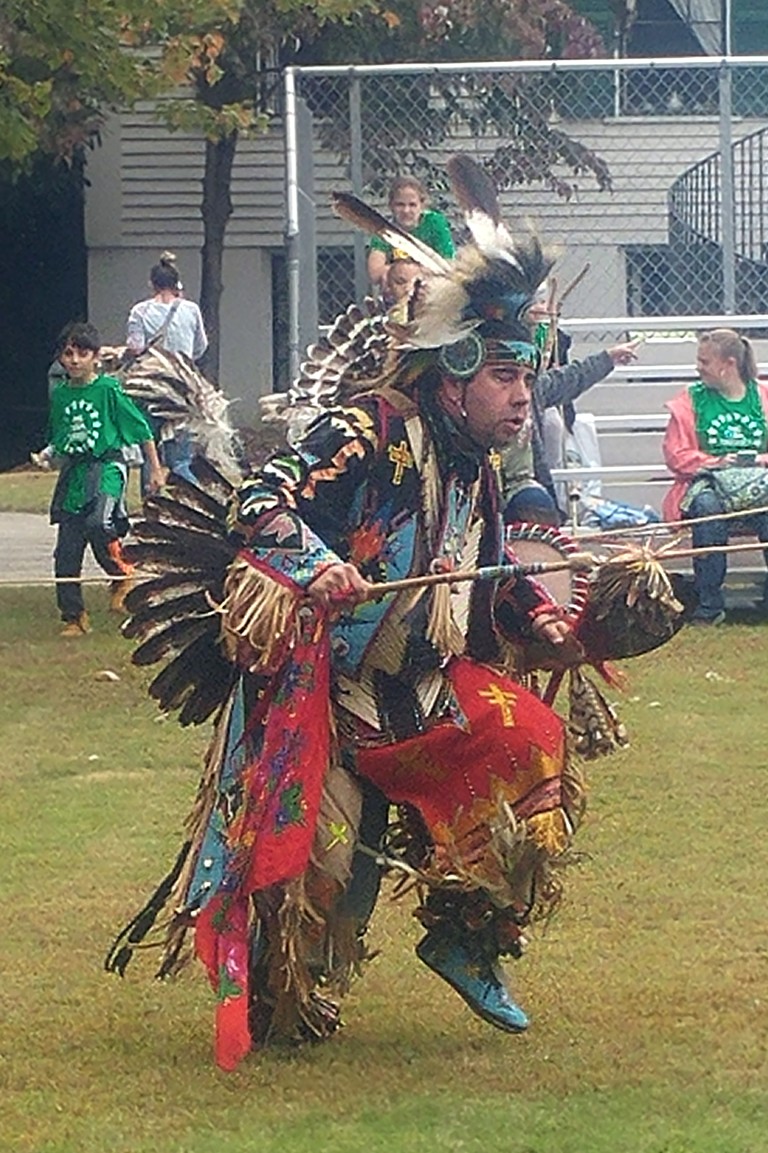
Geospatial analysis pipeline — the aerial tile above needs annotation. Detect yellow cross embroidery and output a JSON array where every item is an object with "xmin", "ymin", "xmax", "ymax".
[
  {"xmin": 479, "ymin": 682, "xmax": 518, "ymax": 727},
  {"xmin": 387, "ymin": 440, "xmax": 414, "ymax": 485},
  {"xmin": 326, "ymin": 822, "xmax": 350, "ymax": 851}
]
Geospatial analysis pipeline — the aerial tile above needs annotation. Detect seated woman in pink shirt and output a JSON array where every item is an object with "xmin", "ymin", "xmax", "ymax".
[{"xmin": 662, "ymin": 328, "xmax": 768, "ymax": 624}]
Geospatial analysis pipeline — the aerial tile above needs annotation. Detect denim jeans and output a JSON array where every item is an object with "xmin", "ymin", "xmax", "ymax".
[
  {"xmin": 54, "ymin": 513, "xmax": 125, "ymax": 621},
  {"xmin": 141, "ymin": 428, "xmax": 197, "ymax": 494},
  {"xmin": 685, "ymin": 488, "xmax": 768, "ymax": 617}
]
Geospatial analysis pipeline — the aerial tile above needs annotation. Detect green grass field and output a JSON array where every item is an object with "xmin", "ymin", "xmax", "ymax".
[
  {"xmin": 2, "ymin": 585, "xmax": 768, "ymax": 1152},
  {"xmin": 0, "ymin": 468, "xmax": 142, "ymax": 516},
  {"xmin": 0, "ymin": 468, "xmax": 57, "ymax": 513}
]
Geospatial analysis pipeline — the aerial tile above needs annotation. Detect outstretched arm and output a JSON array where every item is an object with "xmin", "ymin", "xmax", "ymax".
[{"xmin": 536, "ymin": 340, "xmax": 641, "ymax": 409}]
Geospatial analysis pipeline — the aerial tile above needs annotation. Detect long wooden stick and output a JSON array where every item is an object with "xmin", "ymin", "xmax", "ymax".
[
  {"xmin": 558, "ymin": 262, "xmax": 591, "ymax": 308},
  {"xmin": 0, "ymin": 574, "xmax": 131, "ymax": 590},
  {"xmin": 0, "ymin": 572, "xmax": 151, "ymax": 589},
  {"xmin": 363, "ymin": 554, "xmax": 596, "ymax": 601},
  {"xmin": 601, "ymin": 539, "xmax": 768, "ymax": 564},
  {"xmin": 1, "ymin": 536, "xmax": 762, "ymax": 596},
  {"xmin": 365, "ymin": 536, "xmax": 768, "ymax": 600}
]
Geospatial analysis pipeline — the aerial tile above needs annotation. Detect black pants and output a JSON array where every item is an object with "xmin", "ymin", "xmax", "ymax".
[{"xmin": 54, "ymin": 513, "xmax": 124, "ymax": 621}]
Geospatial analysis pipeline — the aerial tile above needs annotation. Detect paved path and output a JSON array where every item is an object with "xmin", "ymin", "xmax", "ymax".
[{"xmin": 0, "ymin": 512, "xmax": 100, "ymax": 583}]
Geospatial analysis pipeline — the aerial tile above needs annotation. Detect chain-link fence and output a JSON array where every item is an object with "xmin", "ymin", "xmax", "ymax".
[{"xmin": 283, "ymin": 56, "xmax": 768, "ymax": 373}]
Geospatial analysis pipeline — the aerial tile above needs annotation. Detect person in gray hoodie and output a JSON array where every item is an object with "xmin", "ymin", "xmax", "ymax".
[{"xmin": 501, "ymin": 331, "xmax": 641, "ymax": 523}]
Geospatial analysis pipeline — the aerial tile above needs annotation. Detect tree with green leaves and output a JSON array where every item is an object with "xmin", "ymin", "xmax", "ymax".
[
  {"xmin": 1, "ymin": 0, "xmax": 617, "ymax": 379},
  {"xmin": 0, "ymin": 0, "xmax": 365, "ymax": 373},
  {"xmin": 171, "ymin": 0, "xmax": 614, "ymax": 375},
  {"xmin": 292, "ymin": 1, "xmax": 612, "ymax": 203},
  {"xmin": 0, "ymin": 0, "xmax": 237, "ymax": 164},
  {"xmin": 154, "ymin": 0, "xmax": 367, "ymax": 374}
]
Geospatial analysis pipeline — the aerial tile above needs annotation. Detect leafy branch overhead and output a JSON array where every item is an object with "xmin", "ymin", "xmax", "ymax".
[
  {"xmin": 0, "ymin": 0, "xmax": 364, "ymax": 162},
  {"xmin": 1, "ymin": 0, "xmax": 615, "ymax": 379},
  {"xmin": 294, "ymin": 1, "xmax": 613, "ymax": 199},
  {"xmin": 0, "ymin": 0, "xmax": 235, "ymax": 163},
  {"xmin": 2, "ymin": 0, "xmax": 612, "ymax": 194}
]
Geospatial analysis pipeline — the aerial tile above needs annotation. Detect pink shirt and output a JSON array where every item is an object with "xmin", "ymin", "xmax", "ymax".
[{"xmin": 662, "ymin": 381, "xmax": 768, "ymax": 520}]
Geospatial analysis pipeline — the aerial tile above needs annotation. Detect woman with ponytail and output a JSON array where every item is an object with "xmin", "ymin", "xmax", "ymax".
[
  {"xmin": 126, "ymin": 251, "xmax": 208, "ymax": 487},
  {"xmin": 662, "ymin": 328, "xmax": 768, "ymax": 623}
]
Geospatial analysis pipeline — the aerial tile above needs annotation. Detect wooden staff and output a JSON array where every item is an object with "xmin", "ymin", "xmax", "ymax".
[
  {"xmin": 558, "ymin": 262, "xmax": 591, "ymax": 308},
  {"xmin": 600, "ymin": 539, "xmax": 768, "ymax": 564},
  {"xmin": 2, "ymin": 537, "xmax": 758, "ymax": 596},
  {"xmin": 364, "ymin": 536, "xmax": 766, "ymax": 601},
  {"xmin": 363, "ymin": 554, "xmax": 596, "ymax": 601},
  {"xmin": 0, "ymin": 572, "xmax": 151, "ymax": 589},
  {"xmin": 540, "ymin": 263, "xmax": 591, "ymax": 368}
]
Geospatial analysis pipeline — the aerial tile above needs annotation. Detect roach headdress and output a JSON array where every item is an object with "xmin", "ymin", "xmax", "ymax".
[
  {"xmin": 330, "ymin": 154, "xmax": 554, "ymax": 383},
  {"xmin": 279, "ymin": 155, "xmax": 554, "ymax": 421}
]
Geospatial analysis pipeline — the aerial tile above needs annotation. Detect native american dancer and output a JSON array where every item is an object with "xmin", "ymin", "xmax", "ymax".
[{"xmin": 106, "ymin": 157, "xmax": 688, "ymax": 1070}]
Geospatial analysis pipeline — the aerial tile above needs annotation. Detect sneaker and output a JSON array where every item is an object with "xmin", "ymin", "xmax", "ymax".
[
  {"xmin": 60, "ymin": 613, "xmax": 91, "ymax": 637},
  {"xmin": 689, "ymin": 610, "xmax": 726, "ymax": 627},
  {"xmin": 29, "ymin": 450, "xmax": 52, "ymax": 471},
  {"xmin": 416, "ymin": 931, "xmax": 529, "ymax": 1034}
]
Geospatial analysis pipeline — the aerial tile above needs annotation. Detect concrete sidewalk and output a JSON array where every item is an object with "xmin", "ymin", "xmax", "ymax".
[{"xmin": 0, "ymin": 512, "xmax": 100, "ymax": 583}]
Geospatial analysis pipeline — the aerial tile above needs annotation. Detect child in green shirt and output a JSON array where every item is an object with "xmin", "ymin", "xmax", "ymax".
[
  {"xmin": 48, "ymin": 321, "xmax": 165, "ymax": 636},
  {"xmin": 367, "ymin": 176, "xmax": 454, "ymax": 297}
]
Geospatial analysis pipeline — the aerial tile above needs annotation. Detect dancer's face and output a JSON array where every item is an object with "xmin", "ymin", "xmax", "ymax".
[{"xmin": 440, "ymin": 362, "xmax": 534, "ymax": 449}]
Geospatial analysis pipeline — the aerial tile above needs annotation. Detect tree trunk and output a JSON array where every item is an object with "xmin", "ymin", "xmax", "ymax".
[{"xmin": 199, "ymin": 131, "xmax": 238, "ymax": 383}]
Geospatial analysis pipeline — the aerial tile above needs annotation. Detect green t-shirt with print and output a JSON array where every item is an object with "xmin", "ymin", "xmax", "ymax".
[
  {"xmin": 690, "ymin": 379, "xmax": 768, "ymax": 456},
  {"xmin": 48, "ymin": 373, "xmax": 152, "ymax": 514},
  {"xmin": 368, "ymin": 209, "xmax": 455, "ymax": 260}
]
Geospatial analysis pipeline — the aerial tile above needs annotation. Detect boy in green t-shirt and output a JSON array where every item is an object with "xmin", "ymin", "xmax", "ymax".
[{"xmin": 48, "ymin": 322, "xmax": 165, "ymax": 636}]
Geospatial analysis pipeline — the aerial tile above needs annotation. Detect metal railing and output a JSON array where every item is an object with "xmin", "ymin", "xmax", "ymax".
[{"xmin": 670, "ymin": 120, "xmax": 768, "ymax": 314}]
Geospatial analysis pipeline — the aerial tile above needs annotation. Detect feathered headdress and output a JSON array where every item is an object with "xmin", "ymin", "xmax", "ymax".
[
  {"xmin": 331, "ymin": 154, "xmax": 553, "ymax": 381},
  {"xmin": 276, "ymin": 155, "xmax": 552, "ymax": 418}
]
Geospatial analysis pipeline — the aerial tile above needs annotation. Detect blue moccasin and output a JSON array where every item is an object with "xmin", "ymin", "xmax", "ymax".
[{"xmin": 416, "ymin": 932, "xmax": 529, "ymax": 1033}]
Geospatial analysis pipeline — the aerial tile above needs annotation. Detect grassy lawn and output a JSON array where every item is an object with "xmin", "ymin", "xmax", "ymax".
[
  {"xmin": 2, "ymin": 589, "xmax": 768, "ymax": 1152},
  {"xmin": 0, "ymin": 469, "xmax": 142, "ymax": 515},
  {"xmin": 0, "ymin": 468, "xmax": 57, "ymax": 514}
]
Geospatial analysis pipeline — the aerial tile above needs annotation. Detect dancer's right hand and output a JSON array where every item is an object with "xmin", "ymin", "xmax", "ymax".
[{"xmin": 308, "ymin": 563, "xmax": 372, "ymax": 609}]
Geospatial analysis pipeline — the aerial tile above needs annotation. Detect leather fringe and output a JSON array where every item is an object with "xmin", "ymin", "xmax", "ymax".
[
  {"xmin": 426, "ymin": 582, "xmax": 466, "ymax": 659},
  {"xmin": 218, "ymin": 556, "xmax": 300, "ymax": 673}
]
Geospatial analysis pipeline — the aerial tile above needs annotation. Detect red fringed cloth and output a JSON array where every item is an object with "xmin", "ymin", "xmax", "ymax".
[
  {"xmin": 195, "ymin": 601, "xmax": 332, "ymax": 1071},
  {"xmin": 356, "ymin": 657, "xmax": 571, "ymax": 873}
]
